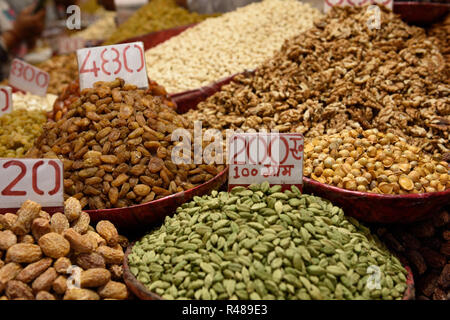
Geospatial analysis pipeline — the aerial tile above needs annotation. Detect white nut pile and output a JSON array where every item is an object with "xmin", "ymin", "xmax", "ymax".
[
  {"xmin": 72, "ymin": 11, "xmax": 117, "ymax": 41},
  {"xmin": 144, "ymin": 0, "xmax": 322, "ymax": 93},
  {"xmin": 12, "ymin": 92, "xmax": 58, "ymax": 112}
]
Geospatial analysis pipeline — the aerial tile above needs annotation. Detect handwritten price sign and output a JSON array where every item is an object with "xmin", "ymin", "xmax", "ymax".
[
  {"xmin": 228, "ymin": 133, "xmax": 304, "ymax": 191},
  {"xmin": 76, "ymin": 42, "xmax": 148, "ymax": 90},
  {"xmin": 324, "ymin": 0, "xmax": 393, "ymax": 13},
  {"xmin": 0, "ymin": 159, "xmax": 64, "ymax": 212},
  {"xmin": 0, "ymin": 86, "xmax": 12, "ymax": 116},
  {"xmin": 9, "ymin": 59, "xmax": 49, "ymax": 97}
]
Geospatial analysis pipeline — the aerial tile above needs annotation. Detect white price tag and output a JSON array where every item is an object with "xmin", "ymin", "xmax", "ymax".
[
  {"xmin": 76, "ymin": 42, "xmax": 148, "ymax": 90},
  {"xmin": 0, "ymin": 159, "xmax": 64, "ymax": 211},
  {"xmin": 8, "ymin": 59, "xmax": 50, "ymax": 97},
  {"xmin": 324, "ymin": 0, "xmax": 393, "ymax": 13},
  {"xmin": 58, "ymin": 37, "xmax": 88, "ymax": 55},
  {"xmin": 228, "ymin": 133, "xmax": 304, "ymax": 191},
  {"xmin": 0, "ymin": 86, "xmax": 12, "ymax": 116}
]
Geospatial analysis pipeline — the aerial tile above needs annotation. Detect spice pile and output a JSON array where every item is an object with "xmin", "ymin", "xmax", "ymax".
[
  {"xmin": 186, "ymin": 6, "xmax": 449, "ymax": 156},
  {"xmin": 0, "ymin": 109, "xmax": 47, "ymax": 158},
  {"xmin": 104, "ymin": 0, "xmax": 215, "ymax": 45},
  {"xmin": 27, "ymin": 79, "xmax": 224, "ymax": 210},
  {"xmin": 144, "ymin": 0, "xmax": 322, "ymax": 93},
  {"xmin": 129, "ymin": 183, "xmax": 409, "ymax": 300},
  {"xmin": 0, "ymin": 198, "xmax": 129, "ymax": 300},
  {"xmin": 304, "ymin": 129, "xmax": 449, "ymax": 194},
  {"xmin": 376, "ymin": 208, "xmax": 449, "ymax": 300}
]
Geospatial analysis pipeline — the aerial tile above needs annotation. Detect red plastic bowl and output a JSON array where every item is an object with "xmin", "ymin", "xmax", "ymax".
[
  {"xmin": 85, "ymin": 167, "xmax": 228, "ymax": 229},
  {"xmin": 303, "ymin": 177, "xmax": 450, "ymax": 224},
  {"xmin": 394, "ymin": 2, "xmax": 449, "ymax": 25},
  {"xmin": 122, "ymin": 242, "xmax": 415, "ymax": 300}
]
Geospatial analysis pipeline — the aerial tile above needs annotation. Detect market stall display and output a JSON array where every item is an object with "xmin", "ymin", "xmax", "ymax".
[
  {"xmin": 186, "ymin": 5, "xmax": 449, "ymax": 157},
  {"xmin": 27, "ymin": 79, "xmax": 225, "ymax": 210},
  {"xmin": 0, "ymin": 198, "xmax": 130, "ymax": 300},
  {"xmin": 125, "ymin": 183, "xmax": 413, "ymax": 300},
  {"xmin": 103, "ymin": 0, "xmax": 216, "ymax": 45},
  {"xmin": 144, "ymin": 0, "xmax": 322, "ymax": 93},
  {"xmin": 72, "ymin": 11, "xmax": 117, "ymax": 41},
  {"xmin": 304, "ymin": 129, "xmax": 449, "ymax": 194}
]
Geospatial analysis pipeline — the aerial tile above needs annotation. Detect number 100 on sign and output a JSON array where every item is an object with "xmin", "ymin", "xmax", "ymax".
[{"xmin": 76, "ymin": 41, "xmax": 148, "ymax": 90}]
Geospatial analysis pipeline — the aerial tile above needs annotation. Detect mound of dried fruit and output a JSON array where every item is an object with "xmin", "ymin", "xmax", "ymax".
[
  {"xmin": 129, "ymin": 183, "xmax": 409, "ymax": 300},
  {"xmin": 27, "ymin": 78, "xmax": 224, "ymax": 209},
  {"xmin": 0, "ymin": 198, "xmax": 129, "ymax": 300}
]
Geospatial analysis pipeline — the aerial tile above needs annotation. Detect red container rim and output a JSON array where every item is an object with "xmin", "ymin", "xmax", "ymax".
[{"xmin": 303, "ymin": 177, "xmax": 450, "ymax": 201}]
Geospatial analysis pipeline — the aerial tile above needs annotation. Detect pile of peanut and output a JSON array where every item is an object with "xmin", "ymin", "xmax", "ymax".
[
  {"xmin": 27, "ymin": 78, "xmax": 224, "ymax": 210},
  {"xmin": 186, "ymin": 6, "xmax": 449, "ymax": 156},
  {"xmin": 0, "ymin": 198, "xmax": 129, "ymax": 300}
]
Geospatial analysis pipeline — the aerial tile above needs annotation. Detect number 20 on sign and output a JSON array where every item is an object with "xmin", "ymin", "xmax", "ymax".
[
  {"xmin": 0, "ymin": 159, "xmax": 64, "ymax": 210},
  {"xmin": 76, "ymin": 41, "xmax": 148, "ymax": 90}
]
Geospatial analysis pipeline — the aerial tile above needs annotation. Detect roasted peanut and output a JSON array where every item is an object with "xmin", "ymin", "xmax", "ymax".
[{"xmin": 38, "ymin": 233, "xmax": 71, "ymax": 259}]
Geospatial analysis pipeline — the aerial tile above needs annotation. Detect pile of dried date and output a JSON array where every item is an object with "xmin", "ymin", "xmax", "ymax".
[
  {"xmin": 27, "ymin": 78, "xmax": 224, "ymax": 210},
  {"xmin": 0, "ymin": 198, "xmax": 130, "ymax": 300},
  {"xmin": 375, "ymin": 208, "xmax": 449, "ymax": 300}
]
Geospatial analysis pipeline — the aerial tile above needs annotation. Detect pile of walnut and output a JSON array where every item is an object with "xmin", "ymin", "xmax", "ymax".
[
  {"xmin": 0, "ymin": 198, "xmax": 130, "ymax": 300},
  {"xmin": 186, "ymin": 5, "xmax": 449, "ymax": 156},
  {"xmin": 376, "ymin": 208, "xmax": 449, "ymax": 300},
  {"xmin": 27, "ymin": 78, "xmax": 224, "ymax": 210}
]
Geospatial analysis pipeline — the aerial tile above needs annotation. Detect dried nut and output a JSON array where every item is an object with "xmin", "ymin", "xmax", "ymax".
[
  {"xmin": 35, "ymin": 291, "xmax": 56, "ymax": 300},
  {"xmin": 31, "ymin": 218, "xmax": 51, "ymax": 240},
  {"xmin": 75, "ymin": 253, "xmax": 106, "ymax": 270},
  {"xmin": 86, "ymin": 231, "xmax": 106, "ymax": 247},
  {"xmin": 38, "ymin": 233, "xmax": 71, "ymax": 259},
  {"xmin": 5, "ymin": 280, "xmax": 34, "ymax": 300},
  {"xmin": 63, "ymin": 288, "xmax": 100, "ymax": 300},
  {"xmin": 18, "ymin": 234, "xmax": 35, "ymax": 244},
  {"xmin": 98, "ymin": 281, "xmax": 128, "ymax": 299},
  {"xmin": 0, "ymin": 263, "xmax": 23, "ymax": 292},
  {"xmin": 11, "ymin": 200, "xmax": 41, "ymax": 235},
  {"xmin": 52, "ymin": 275, "xmax": 68, "ymax": 295},
  {"xmin": 64, "ymin": 197, "xmax": 82, "ymax": 222},
  {"xmin": 54, "ymin": 257, "xmax": 72, "ymax": 274},
  {"xmin": 32, "ymin": 267, "xmax": 58, "ymax": 293},
  {"xmin": 63, "ymin": 228, "xmax": 95, "ymax": 253},
  {"xmin": 399, "ymin": 175, "xmax": 414, "ymax": 191},
  {"xmin": 50, "ymin": 212, "xmax": 70, "ymax": 234},
  {"xmin": 109, "ymin": 265, "xmax": 123, "ymax": 281},
  {"xmin": 38, "ymin": 211, "xmax": 51, "ymax": 220},
  {"xmin": 0, "ymin": 230, "xmax": 17, "ymax": 250},
  {"xmin": 16, "ymin": 258, "xmax": 53, "ymax": 283},
  {"xmin": 95, "ymin": 221, "xmax": 119, "ymax": 246},
  {"xmin": 96, "ymin": 246, "xmax": 124, "ymax": 265},
  {"xmin": 6, "ymin": 243, "xmax": 42, "ymax": 263},
  {"xmin": 118, "ymin": 235, "xmax": 129, "ymax": 248},
  {"xmin": 80, "ymin": 268, "xmax": 111, "ymax": 288},
  {"xmin": 71, "ymin": 212, "xmax": 90, "ymax": 234},
  {"xmin": 0, "ymin": 213, "xmax": 18, "ymax": 230}
]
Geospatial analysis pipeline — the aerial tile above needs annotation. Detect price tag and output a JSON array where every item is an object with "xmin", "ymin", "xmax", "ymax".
[
  {"xmin": 0, "ymin": 86, "xmax": 12, "ymax": 116},
  {"xmin": 57, "ymin": 37, "xmax": 88, "ymax": 55},
  {"xmin": 76, "ymin": 42, "xmax": 148, "ymax": 90},
  {"xmin": 228, "ymin": 133, "xmax": 304, "ymax": 191},
  {"xmin": 324, "ymin": 0, "xmax": 393, "ymax": 13},
  {"xmin": 8, "ymin": 59, "xmax": 49, "ymax": 97},
  {"xmin": 0, "ymin": 159, "xmax": 64, "ymax": 212}
]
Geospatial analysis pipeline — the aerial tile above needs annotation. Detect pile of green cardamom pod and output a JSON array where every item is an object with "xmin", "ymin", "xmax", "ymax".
[{"xmin": 128, "ymin": 183, "xmax": 408, "ymax": 300}]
